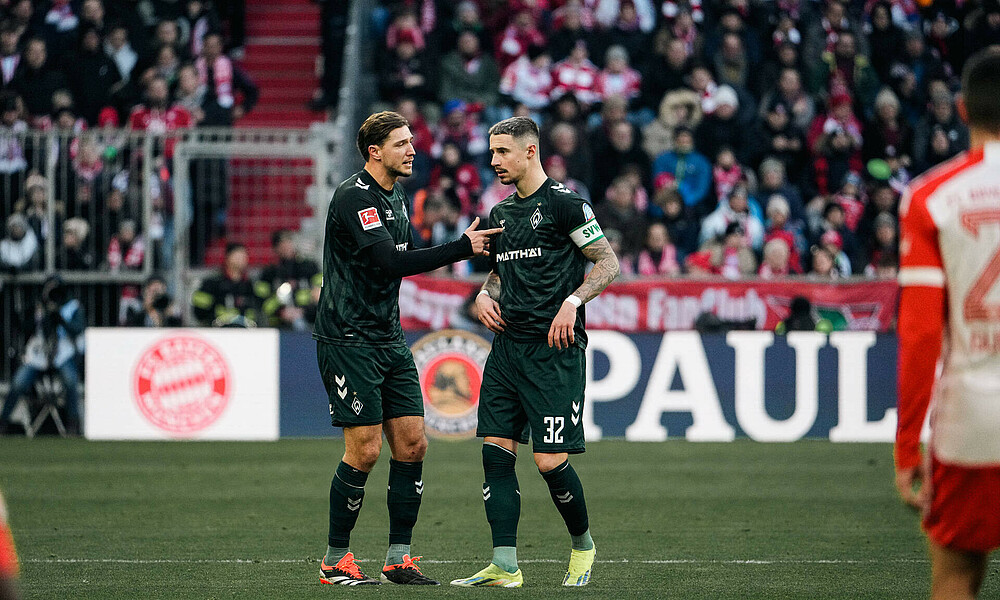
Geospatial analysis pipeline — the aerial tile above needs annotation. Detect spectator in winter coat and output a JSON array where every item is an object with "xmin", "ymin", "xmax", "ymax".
[
  {"xmin": 67, "ymin": 25, "xmax": 122, "ymax": 126},
  {"xmin": 695, "ymin": 85, "xmax": 751, "ymax": 164},
  {"xmin": 595, "ymin": 176, "xmax": 647, "ymax": 255},
  {"xmin": 378, "ymin": 29, "xmax": 433, "ymax": 102},
  {"xmin": 700, "ymin": 183, "xmax": 765, "ymax": 251},
  {"xmin": 439, "ymin": 31, "xmax": 500, "ymax": 107},
  {"xmin": 863, "ymin": 87, "xmax": 913, "ymax": 165},
  {"xmin": 591, "ymin": 120, "xmax": 650, "ymax": 200},
  {"xmin": 637, "ymin": 35, "xmax": 690, "ymax": 113},
  {"xmin": 759, "ymin": 67, "xmax": 815, "ymax": 132},
  {"xmin": 912, "ymin": 90, "xmax": 969, "ymax": 172},
  {"xmin": 11, "ymin": 38, "xmax": 65, "ymax": 119},
  {"xmin": 642, "ymin": 88, "xmax": 702, "ymax": 160},
  {"xmin": 652, "ymin": 127, "xmax": 711, "ymax": 209},
  {"xmin": 807, "ymin": 93, "xmax": 864, "ymax": 195},
  {"xmin": 0, "ymin": 213, "xmax": 39, "ymax": 272},
  {"xmin": 809, "ymin": 31, "xmax": 879, "ymax": 117},
  {"xmin": 57, "ymin": 217, "xmax": 94, "ymax": 270},
  {"xmin": 104, "ymin": 24, "xmax": 138, "ymax": 84}
]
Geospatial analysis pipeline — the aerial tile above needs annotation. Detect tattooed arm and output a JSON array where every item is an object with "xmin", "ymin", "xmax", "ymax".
[
  {"xmin": 548, "ymin": 237, "xmax": 620, "ymax": 349},
  {"xmin": 481, "ymin": 271, "xmax": 501, "ymax": 298},
  {"xmin": 571, "ymin": 237, "xmax": 620, "ymax": 303},
  {"xmin": 476, "ymin": 271, "xmax": 505, "ymax": 334}
]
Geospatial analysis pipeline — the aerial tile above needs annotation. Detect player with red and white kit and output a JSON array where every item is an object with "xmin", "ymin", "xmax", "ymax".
[
  {"xmin": 0, "ymin": 489, "xmax": 19, "ymax": 600},
  {"xmin": 896, "ymin": 48, "xmax": 1000, "ymax": 600}
]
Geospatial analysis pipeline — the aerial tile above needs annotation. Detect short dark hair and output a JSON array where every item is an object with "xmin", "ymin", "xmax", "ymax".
[
  {"xmin": 488, "ymin": 116, "xmax": 539, "ymax": 142},
  {"xmin": 962, "ymin": 48, "xmax": 1000, "ymax": 131},
  {"xmin": 225, "ymin": 242, "xmax": 246, "ymax": 256},
  {"xmin": 357, "ymin": 111, "xmax": 409, "ymax": 161}
]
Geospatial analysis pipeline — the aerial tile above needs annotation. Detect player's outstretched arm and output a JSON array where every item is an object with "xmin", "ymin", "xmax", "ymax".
[
  {"xmin": 476, "ymin": 271, "xmax": 505, "ymax": 334},
  {"xmin": 366, "ymin": 217, "xmax": 503, "ymax": 279},
  {"xmin": 548, "ymin": 238, "xmax": 620, "ymax": 349}
]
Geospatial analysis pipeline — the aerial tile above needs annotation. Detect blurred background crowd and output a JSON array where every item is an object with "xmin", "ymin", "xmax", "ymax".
[
  {"xmin": 0, "ymin": 0, "xmax": 992, "ymax": 336},
  {"xmin": 369, "ymin": 0, "xmax": 992, "ymax": 280}
]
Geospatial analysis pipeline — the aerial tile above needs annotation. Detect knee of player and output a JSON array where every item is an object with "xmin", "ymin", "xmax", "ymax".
[
  {"xmin": 355, "ymin": 440, "xmax": 383, "ymax": 470},
  {"xmin": 398, "ymin": 435, "xmax": 427, "ymax": 462},
  {"xmin": 533, "ymin": 452, "xmax": 568, "ymax": 473}
]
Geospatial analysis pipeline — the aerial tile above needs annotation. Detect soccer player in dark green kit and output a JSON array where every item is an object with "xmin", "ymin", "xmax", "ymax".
[
  {"xmin": 451, "ymin": 117, "xmax": 620, "ymax": 588},
  {"xmin": 314, "ymin": 111, "xmax": 502, "ymax": 586}
]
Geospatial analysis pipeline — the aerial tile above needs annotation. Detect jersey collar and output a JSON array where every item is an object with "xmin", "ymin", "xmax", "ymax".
[
  {"xmin": 515, "ymin": 177, "xmax": 553, "ymax": 202},
  {"xmin": 359, "ymin": 168, "xmax": 395, "ymax": 195}
]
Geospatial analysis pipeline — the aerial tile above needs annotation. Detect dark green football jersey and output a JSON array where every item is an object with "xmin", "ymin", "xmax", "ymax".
[
  {"xmin": 313, "ymin": 169, "xmax": 412, "ymax": 346},
  {"xmin": 489, "ymin": 178, "xmax": 605, "ymax": 348}
]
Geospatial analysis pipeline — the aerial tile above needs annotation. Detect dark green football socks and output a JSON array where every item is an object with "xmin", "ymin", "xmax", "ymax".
[
  {"xmin": 482, "ymin": 443, "xmax": 520, "ymax": 573},
  {"xmin": 327, "ymin": 461, "xmax": 369, "ymax": 553},
  {"xmin": 541, "ymin": 460, "xmax": 593, "ymax": 550},
  {"xmin": 386, "ymin": 459, "xmax": 423, "ymax": 565}
]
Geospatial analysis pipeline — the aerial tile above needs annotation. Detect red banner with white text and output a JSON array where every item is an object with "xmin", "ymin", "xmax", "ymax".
[{"xmin": 398, "ymin": 276, "xmax": 899, "ymax": 332}]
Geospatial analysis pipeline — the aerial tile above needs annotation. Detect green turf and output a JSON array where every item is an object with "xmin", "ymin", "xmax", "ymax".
[{"xmin": 0, "ymin": 438, "xmax": 983, "ymax": 599}]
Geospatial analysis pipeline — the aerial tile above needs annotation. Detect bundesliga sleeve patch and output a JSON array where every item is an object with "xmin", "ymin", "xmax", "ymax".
[
  {"xmin": 358, "ymin": 207, "xmax": 382, "ymax": 231},
  {"xmin": 569, "ymin": 217, "xmax": 605, "ymax": 248}
]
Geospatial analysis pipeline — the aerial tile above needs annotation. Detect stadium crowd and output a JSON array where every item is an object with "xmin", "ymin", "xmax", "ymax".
[
  {"xmin": 0, "ymin": 0, "xmax": 256, "ymax": 277},
  {"xmin": 373, "ymin": 0, "xmax": 993, "ymax": 279}
]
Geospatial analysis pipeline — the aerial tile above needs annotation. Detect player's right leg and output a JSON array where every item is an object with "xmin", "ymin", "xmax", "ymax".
[
  {"xmin": 316, "ymin": 341, "xmax": 387, "ymax": 585},
  {"xmin": 929, "ymin": 542, "xmax": 987, "ymax": 600},
  {"xmin": 320, "ymin": 424, "xmax": 382, "ymax": 585},
  {"xmin": 450, "ymin": 437, "xmax": 524, "ymax": 588},
  {"xmin": 452, "ymin": 339, "xmax": 528, "ymax": 588}
]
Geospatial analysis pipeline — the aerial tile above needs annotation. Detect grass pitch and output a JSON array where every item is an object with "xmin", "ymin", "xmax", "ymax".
[{"xmin": 0, "ymin": 439, "xmax": 976, "ymax": 599}]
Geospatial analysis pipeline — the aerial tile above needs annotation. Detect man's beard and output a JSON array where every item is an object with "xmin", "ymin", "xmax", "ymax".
[{"xmin": 387, "ymin": 165, "xmax": 410, "ymax": 178}]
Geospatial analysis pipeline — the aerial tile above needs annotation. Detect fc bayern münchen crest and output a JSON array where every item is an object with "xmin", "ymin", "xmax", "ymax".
[{"xmin": 411, "ymin": 329, "xmax": 491, "ymax": 439}]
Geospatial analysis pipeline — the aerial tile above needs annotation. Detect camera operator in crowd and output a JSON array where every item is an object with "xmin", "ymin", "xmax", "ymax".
[
  {"xmin": 122, "ymin": 275, "xmax": 182, "ymax": 327},
  {"xmin": 0, "ymin": 276, "xmax": 84, "ymax": 436}
]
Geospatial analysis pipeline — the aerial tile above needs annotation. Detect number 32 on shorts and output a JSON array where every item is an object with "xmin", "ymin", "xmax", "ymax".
[{"xmin": 544, "ymin": 416, "xmax": 564, "ymax": 444}]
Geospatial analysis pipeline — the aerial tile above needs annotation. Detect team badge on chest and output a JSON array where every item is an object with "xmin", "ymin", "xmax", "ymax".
[{"xmin": 530, "ymin": 208, "xmax": 543, "ymax": 229}]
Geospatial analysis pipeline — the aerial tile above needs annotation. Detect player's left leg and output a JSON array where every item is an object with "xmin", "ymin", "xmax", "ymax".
[
  {"xmin": 379, "ymin": 416, "xmax": 438, "ymax": 585},
  {"xmin": 523, "ymin": 341, "xmax": 594, "ymax": 586},
  {"xmin": 535, "ymin": 451, "xmax": 595, "ymax": 586},
  {"xmin": 378, "ymin": 346, "xmax": 439, "ymax": 585},
  {"xmin": 929, "ymin": 541, "xmax": 988, "ymax": 600}
]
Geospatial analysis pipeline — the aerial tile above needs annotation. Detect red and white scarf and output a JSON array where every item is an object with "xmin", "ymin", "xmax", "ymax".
[{"xmin": 195, "ymin": 55, "xmax": 234, "ymax": 108}]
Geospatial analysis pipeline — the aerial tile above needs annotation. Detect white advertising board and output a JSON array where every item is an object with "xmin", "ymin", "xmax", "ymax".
[{"xmin": 84, "ymin": 329, "xmax": 279, "ymax": 440}]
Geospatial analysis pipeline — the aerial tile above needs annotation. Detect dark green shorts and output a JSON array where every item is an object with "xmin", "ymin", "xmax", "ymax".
[
  {"xmin": 316, "ymin": 341, "xmax": 424, "ymax": 427},
  {"xmin": 477, "ymin": 335, "xmax": 586, "ymax": 454}
]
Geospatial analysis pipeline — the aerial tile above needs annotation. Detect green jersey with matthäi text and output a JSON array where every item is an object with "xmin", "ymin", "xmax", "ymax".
[
  {"xmin": 488, "ymin": 178, "xmax": 605, "ymax": 348},
  {"xmin": 313, "ymin": 169, "xmax": 412, "ymax": 346}
]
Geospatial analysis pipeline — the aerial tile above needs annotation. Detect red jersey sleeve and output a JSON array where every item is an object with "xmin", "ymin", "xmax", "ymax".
[
  {"xmin": 895, "ymin": 185, "xmax": 946, "ymax": 469},
  {"xmin": 0, "ymin": 493, "xmax": 17, "ymax": 578}
]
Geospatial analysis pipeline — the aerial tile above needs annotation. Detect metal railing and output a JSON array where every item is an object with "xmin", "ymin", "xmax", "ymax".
[{"xmin": 0, "ymin": 127, "xmax": 344, "ymax": 384}]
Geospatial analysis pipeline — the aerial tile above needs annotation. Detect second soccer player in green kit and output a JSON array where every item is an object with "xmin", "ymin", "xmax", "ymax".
[
  {"xmin": 451, "ymin": 117, "xmax": 620, "ymax": 588},
  {"xmin": 314, "ymin": 111, "xmax": 502, "ymax": 586}
]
